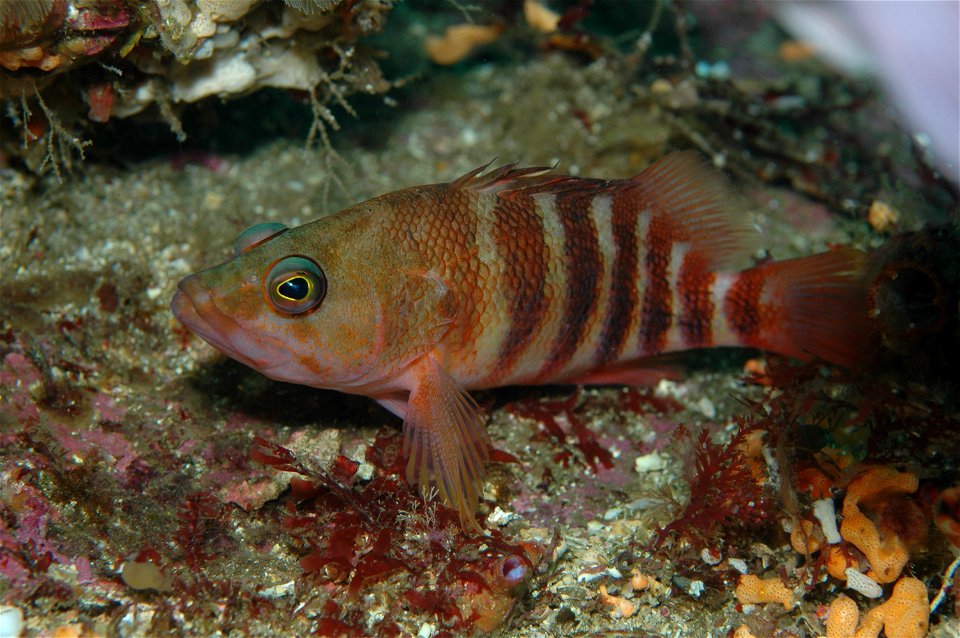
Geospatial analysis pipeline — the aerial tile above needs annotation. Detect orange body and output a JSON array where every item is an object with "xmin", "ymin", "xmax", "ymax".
[{"xmin": 172, "ymin": 152, "xmax": 869, "ymax": 530}]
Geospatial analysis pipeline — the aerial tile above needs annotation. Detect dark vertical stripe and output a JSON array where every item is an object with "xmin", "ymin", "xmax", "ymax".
[
  {"xmin": 594, "ymin": 189, "xmax": 640, "ymax": 367},
  {"xmin": 723, "ymin": 268, "xmax": 764, "ymax": 341},
  {"xmin": 677, "ymin": 251, "xmax": 716, "ymax": 347},
  {"xmin": 638, "ymin": 217, "xmax": 673, "ymax": 354},
  {"xmin": 537, "ymin": 192, "xmax": 602, "ymax": 380},
  {"xmin": 492, "ymin": 194, "xmax": 549, "ymax": 377}
]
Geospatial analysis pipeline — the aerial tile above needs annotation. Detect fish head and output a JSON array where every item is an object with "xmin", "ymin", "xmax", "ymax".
[{"xmin": 171, "ymin": 219, "xmax": 388, "ymax": 390}]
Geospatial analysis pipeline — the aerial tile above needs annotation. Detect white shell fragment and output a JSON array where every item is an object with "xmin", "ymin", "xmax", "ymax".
[
  {"xmin": 634, "ymin": 452, "xmax": 667, "ymax": 473},
  {"xmin": 701, "ymin": 547, "xmax": 722, "ymax": 565},
  {"xmin": 486, "ymin": 506, "xmax": 519, "ymax": 527},
  {"xmin": 812, "ymin": 498, "xmax": 842, "ymax": 544},
  {"xmin": 0, "ymin": 606, "xmax": 24, "ymax": 638},
  {"xmin": 845, "ymin": 568, "xmax": 884, "ymax": 599}
]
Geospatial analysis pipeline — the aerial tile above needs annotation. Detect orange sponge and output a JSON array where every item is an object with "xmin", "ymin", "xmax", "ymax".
[
  {"xmin": 735, "ymin": 574, "xmax": 795, "ymax": 610},
  {"xmin": 798, "ymin": 467, "xmax": 834, "ymax": 500},
  {"xmin": 791, "ymin": 517, "xmax": 826, "ymax": 555},
  {"xmin": 862, "ymin": 576, "xmax": 930, "ymax": 638},
  {"xmin": 823, "ymin": 545, "xmax": 859, "ymax": 581},
  {"xmin": 822, "ymin": 577, "xmax": 929, "ymax": 638},
  {"xmin": 824, "ymin": 593, "xmax": 859, "ymax": 638},
  {"xmin": 840, "ymin": 467, "xmax": 918, "ymax": 583}
]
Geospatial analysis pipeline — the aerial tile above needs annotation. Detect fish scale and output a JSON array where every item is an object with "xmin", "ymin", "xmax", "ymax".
[{"xmin": 172, "ymin": 151, "xmax": 871, "ymax": 532}]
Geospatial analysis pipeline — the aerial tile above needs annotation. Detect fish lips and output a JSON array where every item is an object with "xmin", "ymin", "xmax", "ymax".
[{"xmin": 171, "ymin": 274, "xmax": 292, "ymax": 373}]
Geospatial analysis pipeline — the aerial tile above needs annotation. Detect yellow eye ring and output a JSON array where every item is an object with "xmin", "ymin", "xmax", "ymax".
[
  {"xmin": 275, "ymin": 274, "xmax": 314, "ymax": 301},
  {"xmin": 265, "ymin": 256, "xmax": 326, "ymax": 314}
]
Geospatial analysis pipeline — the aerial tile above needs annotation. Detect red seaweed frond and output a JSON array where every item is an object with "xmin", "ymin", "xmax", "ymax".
[
  {"xmin": 250, "ymin": 436, "xmax": 310, "ymax": 476},
  {"xmin": 174, "ymin": 492, "xmax": 230, "ymax": 570},
  {"xmin": 506, "ymin": 390, "xmax": 614, "ymax": 472},
  {"xmin": 654, "ymin": 421, "xmax": 774, "ymax": 552},
  {"xmin": 249, "ymin": 429, "xmax": 543, "ymax": 632}
]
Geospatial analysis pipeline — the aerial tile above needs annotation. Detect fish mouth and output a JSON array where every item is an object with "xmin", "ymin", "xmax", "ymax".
[{"xmin": 171, "ymin": 275, "xmax": 291, "ymax": 372}]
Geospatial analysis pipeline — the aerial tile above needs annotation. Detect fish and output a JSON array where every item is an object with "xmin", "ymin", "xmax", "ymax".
[{"xmin": 171, "ymin": 151, "xmax": 870, "ymax": 532}]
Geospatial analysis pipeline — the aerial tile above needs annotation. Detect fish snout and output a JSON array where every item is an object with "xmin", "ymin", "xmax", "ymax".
[
  {"xmin": 169, "ymin": 272, "xmax": 293, "ymax": 373},
  {"xmin": 169, "ymin": 273, "xmax": 238, "ymax": 355},
  {"xmin": 171, "ymin": 274, "xmax": 203, "ymax": 327}
]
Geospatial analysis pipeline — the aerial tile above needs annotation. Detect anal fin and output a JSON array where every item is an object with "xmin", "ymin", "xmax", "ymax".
[
  {"xmin": 568, "ymin": 355, "xmax": 686, "ymax": 387},
  {"xmin": 401, "ymin": 355, "xmax": 491, "ymax": 533}
]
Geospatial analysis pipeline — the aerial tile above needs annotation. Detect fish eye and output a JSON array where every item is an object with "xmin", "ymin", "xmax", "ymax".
[
  {"xmin": 265, "ymin": 256, "xmax": 326, "ymax": 314},
  {"xmin": 234, "ymin": 222, "xmax": 288, "ymax": 256}
]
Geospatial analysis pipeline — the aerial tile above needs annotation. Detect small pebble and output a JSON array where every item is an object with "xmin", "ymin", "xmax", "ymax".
[
  {"xmin": 603, "ymin": 507, "xmax": 622, "ymax": 521},
  {"xmin": 650, "ymin": 78, "xmax": 673, "ymax": 94},
  {"xmin": 634, "ymin": 452, "xmax": 666, "ymax": 473},
  {"xmin": 260, "ymin": 580, "xmax": 295, "ymax": 599},
  {"xmin": 354, "ymin": 461, "xmax": 374, "ymax": 481},
  {"xmin": 697, "ymin": 397, "xmax": 716, "ymax": 419},
  {"xmin": 121, "ymin": 559, "xmax": 172, "ymax": 592},
  {"xmin": 868, "ymin": 200, "xmax": 899, "ymax": 232},
  {"xmin": 687, "ymin": 580, "xmax": 705, "ymax": 598},
  {"xmin": 487, "ymin": 506, "xmax": 519, "ymax": 527}
]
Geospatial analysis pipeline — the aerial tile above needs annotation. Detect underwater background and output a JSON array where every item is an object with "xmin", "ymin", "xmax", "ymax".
[{"xmin": 1, "ymin": 1, "xmax": 958, "ymax": 636}]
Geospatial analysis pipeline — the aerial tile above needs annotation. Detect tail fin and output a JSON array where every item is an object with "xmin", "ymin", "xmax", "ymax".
[{"xmin": 724, "ymin": 248, "xmax": 873, "ymax": 368}]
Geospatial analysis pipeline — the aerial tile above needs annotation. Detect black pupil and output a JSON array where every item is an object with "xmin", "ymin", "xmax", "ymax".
[{"xmin": 279, "ymin": 276, "xmax": 309, "ymax": 300}]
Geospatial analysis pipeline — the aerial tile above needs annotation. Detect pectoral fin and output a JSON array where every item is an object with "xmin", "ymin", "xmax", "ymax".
[{"xmin": 402, "ymin": 355, "xmax": 491, "ymax": 533}]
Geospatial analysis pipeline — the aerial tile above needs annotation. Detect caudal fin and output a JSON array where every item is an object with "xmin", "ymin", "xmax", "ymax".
[{"xmin": 723, "ymin": 248, "xmax": 874, "ymax": 368}]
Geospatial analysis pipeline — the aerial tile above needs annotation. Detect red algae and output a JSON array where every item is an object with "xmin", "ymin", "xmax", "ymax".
[
  {"xmin": 174, "ymin": 492, "xmax": 230, "ymax": 571},
  {"xmin": 249, "ymin": 429, "xmax": 544, "ymax": 634},
  {"xmin": 506, "ymin": 390, "xmax": 615, "ymax": 472},
  {"xmin": 654, "ymin": 421, "xmax": 774, "ymax": 553}
]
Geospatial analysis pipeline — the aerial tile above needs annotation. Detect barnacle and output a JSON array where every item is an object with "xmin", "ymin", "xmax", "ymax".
[{"xmin": 0, "ymin": 0, "xmax": 54, "ymax": 26}]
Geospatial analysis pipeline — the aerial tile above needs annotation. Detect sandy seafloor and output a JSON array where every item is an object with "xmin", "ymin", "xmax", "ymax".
[{"xmin": 1, "ymin": 3, "xmax": 959, "ymax": 637}]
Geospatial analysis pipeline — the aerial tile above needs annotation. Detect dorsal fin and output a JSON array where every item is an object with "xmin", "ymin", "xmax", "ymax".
[
  {"xmin": 452, "ymin": 152, "xmax": 756, "ymax": 270},
  {"xmin": 630, "ymin": 151, "xmax": 756, "ymax": 270},
  {"xmin": 450, "ymin": 161, "xmax": 560, "ymax": 194}
]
